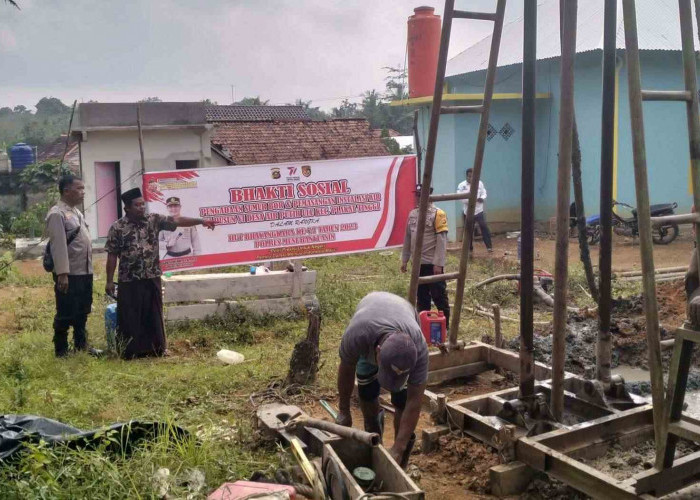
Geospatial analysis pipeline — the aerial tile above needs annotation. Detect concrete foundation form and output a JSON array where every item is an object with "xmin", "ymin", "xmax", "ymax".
[{"xmin": 421, "ymin": 342, "xmax": 700, "ymax": 498}]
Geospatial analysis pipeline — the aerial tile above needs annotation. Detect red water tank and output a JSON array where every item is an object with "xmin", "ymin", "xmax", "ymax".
[{"xmin": 407, "ymin": 6, "xmax": 442, "ymax": 98}]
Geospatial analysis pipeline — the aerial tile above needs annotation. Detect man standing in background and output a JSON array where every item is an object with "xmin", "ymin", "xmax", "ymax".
[
  {"xmin": 401, "ymin": 184, "xmax": 450, "ymax": 329},
  {"xmin": 457, "ymin": 168, "xmax": 493, "ymax": 253},
  {"xmin": 45, "ymin": 175, "xmax": 99, "ymax": 357}
]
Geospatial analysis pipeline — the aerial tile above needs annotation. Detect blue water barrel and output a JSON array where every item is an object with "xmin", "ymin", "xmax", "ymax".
[
  {"xmin": 9, "ymin": 143, "xmax": 35, "ymax": 170},
  {"xmin": 105, "ymin": 303, "xmax": 117, "ymax": 349}
]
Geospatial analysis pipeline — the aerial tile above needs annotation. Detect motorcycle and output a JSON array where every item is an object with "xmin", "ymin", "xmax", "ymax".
[{"xmin": 584, "ymin": 200, "xmax": 679, "ymax": 245}]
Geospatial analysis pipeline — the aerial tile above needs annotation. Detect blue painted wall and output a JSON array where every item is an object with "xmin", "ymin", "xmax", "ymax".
[{"xmin": 415, "ymin": 49, "xmax": 695, "ymax": 239}]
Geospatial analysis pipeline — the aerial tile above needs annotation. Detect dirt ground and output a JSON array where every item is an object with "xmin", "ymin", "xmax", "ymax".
[
  {"xmin": 13, "ymin": 233, "xmax": 698, "ymax": 499},
  {"xmin": 302, "ymin": 377, "xmax": 511, "ymax": 500},
  {"xmin": 461, "ymin": 231, "xmax": 696, "ymax": 272}
]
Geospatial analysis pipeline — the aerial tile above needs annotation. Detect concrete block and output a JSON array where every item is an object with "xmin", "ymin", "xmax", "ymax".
[
  {"xmin": 165, "ymin": 295, "xmax": 317, "ymax": 323},
  {"xmin": 162, "ymin": 270, "xmax": 317, "ymax": 303},
  {"xmin": 15, "ymin": 238, "xmax": 45, "ymax": 259},
  {"xmin": 421, "ymin": 425, "xmax": 450, "ymax": 453},
  {"xmin": 489, "ymin": 461, "xmax": 533, "ymax": 497}
]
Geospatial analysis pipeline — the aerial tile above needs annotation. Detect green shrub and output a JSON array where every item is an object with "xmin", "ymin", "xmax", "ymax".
[{"xmin": 10, "ymin": 187, "xmax": 58, "ymax": 237}]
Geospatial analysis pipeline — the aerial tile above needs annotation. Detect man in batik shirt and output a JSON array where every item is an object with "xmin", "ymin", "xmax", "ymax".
[{"xmin": 105, "ymin": 188, "xmax": 215, "ymax": 358}]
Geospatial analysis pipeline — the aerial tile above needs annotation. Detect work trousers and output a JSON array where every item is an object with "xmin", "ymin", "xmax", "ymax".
[
  {"xmin": 417, "ymin": 264, "xmax": 450, "ymax": 329},
  {"xmin": 465, "ymin": 212, "xmax": 493, "ymax": 250},
  {"xmin": 53, "ymin": 274, "xmax": 93, "ymax": 356}
]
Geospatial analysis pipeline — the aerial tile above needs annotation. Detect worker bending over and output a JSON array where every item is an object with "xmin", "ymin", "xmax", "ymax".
[
  {"xmin": 401, "ymin": 183, "xmax": 450, "ymax": 328},
  {"xmin": 335, "ymin": 292, "xmax": 428, "ymax": 468}
]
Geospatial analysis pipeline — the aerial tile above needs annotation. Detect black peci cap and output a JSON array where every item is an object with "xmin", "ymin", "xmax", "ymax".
[{"xmin": 121, "ymin": 187, "xmax": 142, "ymax": 203}]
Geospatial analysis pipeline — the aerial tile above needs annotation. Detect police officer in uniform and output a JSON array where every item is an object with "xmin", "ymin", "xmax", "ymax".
[
  {"xmin": 159, "ymin": 197, "xmax": 201, "ymax": 258},
  {"xmin": 401, "ymin": 184, "xmax": 450, "ymax": 328}
]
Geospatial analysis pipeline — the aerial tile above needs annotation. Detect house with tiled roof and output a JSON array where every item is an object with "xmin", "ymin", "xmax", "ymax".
[
  {"xmin": 206, "ymin": 105, "xmax": 311, "ymax": 122},
  {"xmin": 67, "ymin": 101, "xmax": 389, "ymax": 239},
  {"xmin": 36, "ymin": 134, "xmax": 80, "ymax": 172},
  {"xmin": 211, "ymin": 117, "xmax": 389, "ymax": 165}
]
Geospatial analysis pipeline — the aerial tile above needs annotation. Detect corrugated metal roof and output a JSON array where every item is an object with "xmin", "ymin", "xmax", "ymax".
[{"xmin": 447, "ymin": 0, "xmax": 699, "ymax": 77}]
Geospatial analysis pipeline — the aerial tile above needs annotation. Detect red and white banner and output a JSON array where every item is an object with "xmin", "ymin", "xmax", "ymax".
[{"xmin": 143, "ymin": 155, "xmax": 417, "ymax": 272}]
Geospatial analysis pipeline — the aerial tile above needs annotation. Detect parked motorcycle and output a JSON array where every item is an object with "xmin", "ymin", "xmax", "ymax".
[{"xmin": 584, "ymin": 200, "xmax": 679, "ymax": 245}]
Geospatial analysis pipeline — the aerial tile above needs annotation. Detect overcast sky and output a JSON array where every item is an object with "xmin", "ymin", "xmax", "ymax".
[{"xmin": 0, "ymin": 0, "xmax": 525, "ymax": 111}]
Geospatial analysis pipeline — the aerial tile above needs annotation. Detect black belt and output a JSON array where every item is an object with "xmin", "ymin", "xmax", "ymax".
[{"xmin": 166, "ymin": 248, "xmax": 192, "ymax": 258}]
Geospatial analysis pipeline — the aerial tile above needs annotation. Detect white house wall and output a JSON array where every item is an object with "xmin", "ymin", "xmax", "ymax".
[{"xmin": 81, "ymin": 127, "xmax": 227, "ymax": 239}]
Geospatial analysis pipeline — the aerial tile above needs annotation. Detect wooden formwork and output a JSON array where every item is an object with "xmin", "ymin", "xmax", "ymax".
[
  {"xmin": 257, "ymin": 403, "xmax": 424, "ymax": 499},
  {"xmin": 515, "ymin": 406, "xmax": 700, "ymax": 498},
  {"xmin": 422, "ymin": 342, "xmax": 698, "ymax": 498}
]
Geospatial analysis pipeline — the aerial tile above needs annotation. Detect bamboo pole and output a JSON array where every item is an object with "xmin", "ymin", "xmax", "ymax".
[
  {"xmin": 493, "ymin": 304, "xmax": 503, "ymax": 348},
  {"xmin": 413, "ymin": 110, "xmax": 422, "ymax": 181},
  {"xmin": 597, "ymin": 0, "xmax": 617, "ymax": 388},
  {"xmin": 136, "ymin": 104, "xmax": 146, "ymax": 177},
  {"xmin": 408, "ymin": 0, "xmax": 455, "ymax": 308},
  {"xmin": 617, "ymin": 266, "xmax": 687, "ymax": 277},
  {"xmin": 448, "ymin": 0, "xmax": 507, "ymax": 348},
  {"xmin": 60, "ymin": 100, "xmax": 77, "ymax": 171},
  {"xmin": 658, "ymin": 0, "xmax": 700, "ymax": 468},
  {"xmin": 621, "ymin": 0, "xmax": 666, "ymax": 466},
  {"xmin": 551, "ymin": 0, "xmax": 578, "ymax": 422}
]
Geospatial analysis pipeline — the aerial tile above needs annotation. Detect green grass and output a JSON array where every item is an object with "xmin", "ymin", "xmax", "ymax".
[{"xmin": 0, "ymin": 249, "xmax": 604, "ymax": 498}]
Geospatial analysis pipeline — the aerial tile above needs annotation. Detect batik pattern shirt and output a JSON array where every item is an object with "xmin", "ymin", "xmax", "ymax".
[{"xmin": 105, "ymin": 214, "xmax": 177, "ymax": 282}]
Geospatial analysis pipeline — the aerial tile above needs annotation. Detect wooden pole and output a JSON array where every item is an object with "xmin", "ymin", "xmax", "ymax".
[
  {"xmin": 291, "ymin": 259, "xmax": 303, "ymax": 299},
  {"xmin": 493, "ymin": 303, "xmax": 503, "ymax": 349},
  {"xmin": 597, "ymin": 0, "xmax": 617, "ymax": 388},
  {"xmin": 621, "ymin": 0, "xmax": 666, "ymax": 465},
  {"xmin": 520, "ymin": 0, "xmax": 537, "ymax": 399},
  {"xmin": 136, "ymin": 104, "xmax": 146, "ymax": 177},
  {"xmin": 658, "ymin": 0, "xmax": 700, "ymax": 469},
  {"xmin": 60, "ymin": 100, "xmax": 77, "ymax": 172},
  {"xmin": 408, "ymin": 0, "xmax": 456, "ymax": 307},
  {"xmin": 551, "ymin": 0, "xmax": 578, "ymax": 422},
  {"xmin": 413, "ymin": 109, "xmax": 422, "ymax": 181},
  {"xmin": 447, "ymin": 0, "xmax": 507, "ymax": 348}
]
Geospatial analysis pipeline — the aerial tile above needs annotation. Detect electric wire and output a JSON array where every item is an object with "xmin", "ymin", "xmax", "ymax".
[{"xmin": 0, "ymin": 168, "xmax": 144, "ymax": 273}]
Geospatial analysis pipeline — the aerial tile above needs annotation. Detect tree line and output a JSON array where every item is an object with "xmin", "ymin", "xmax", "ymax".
[{"xmin": 1, "ymin": 67, "xmax": 413, "ymax": 151}]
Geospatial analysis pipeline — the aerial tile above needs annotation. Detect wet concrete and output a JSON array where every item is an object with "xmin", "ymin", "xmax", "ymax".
[{"xmin": 615, "ymin": 364, "xmax": 700, "ymax": 418}]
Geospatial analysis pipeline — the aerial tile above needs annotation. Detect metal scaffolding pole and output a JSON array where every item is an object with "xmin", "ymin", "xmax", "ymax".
[
  {"xmin": 519, "ymin": 0, "xmax": 537, "ymax": 399},
  {"xmin": 596, "ymin": 0, "xmax": 617, "ymax": 387},
  {"xmin": 551, "ymin": 0, "xmax": 578, "ymax": 421}
]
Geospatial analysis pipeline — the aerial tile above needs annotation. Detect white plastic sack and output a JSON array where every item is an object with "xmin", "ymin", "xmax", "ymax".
[{"xmin": 216, "ymin": 349, "xmax": 245, "ymax": 365}]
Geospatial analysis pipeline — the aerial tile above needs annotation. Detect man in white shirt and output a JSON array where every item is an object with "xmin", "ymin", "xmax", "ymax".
[{"xmin": 456, "ymin": 168, "xmax": 493, "ymax": 253}]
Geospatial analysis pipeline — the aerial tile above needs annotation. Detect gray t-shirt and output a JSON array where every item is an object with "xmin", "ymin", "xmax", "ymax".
[{"xmin": 339, "ymin": 292, "xmax": 429, "ymax": 386}]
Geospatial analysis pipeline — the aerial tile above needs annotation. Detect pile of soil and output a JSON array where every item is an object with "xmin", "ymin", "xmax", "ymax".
[
  {"xmin": 415, "ymin": 434, "xmax": 499, "ymax": 495},
  {"xmin": 657, "ymin": 280, "xmax": 689, "ymax": 327},
  {"xmin": 521, "ymin": 473, "xmax": 587, "ymax": 500}
]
